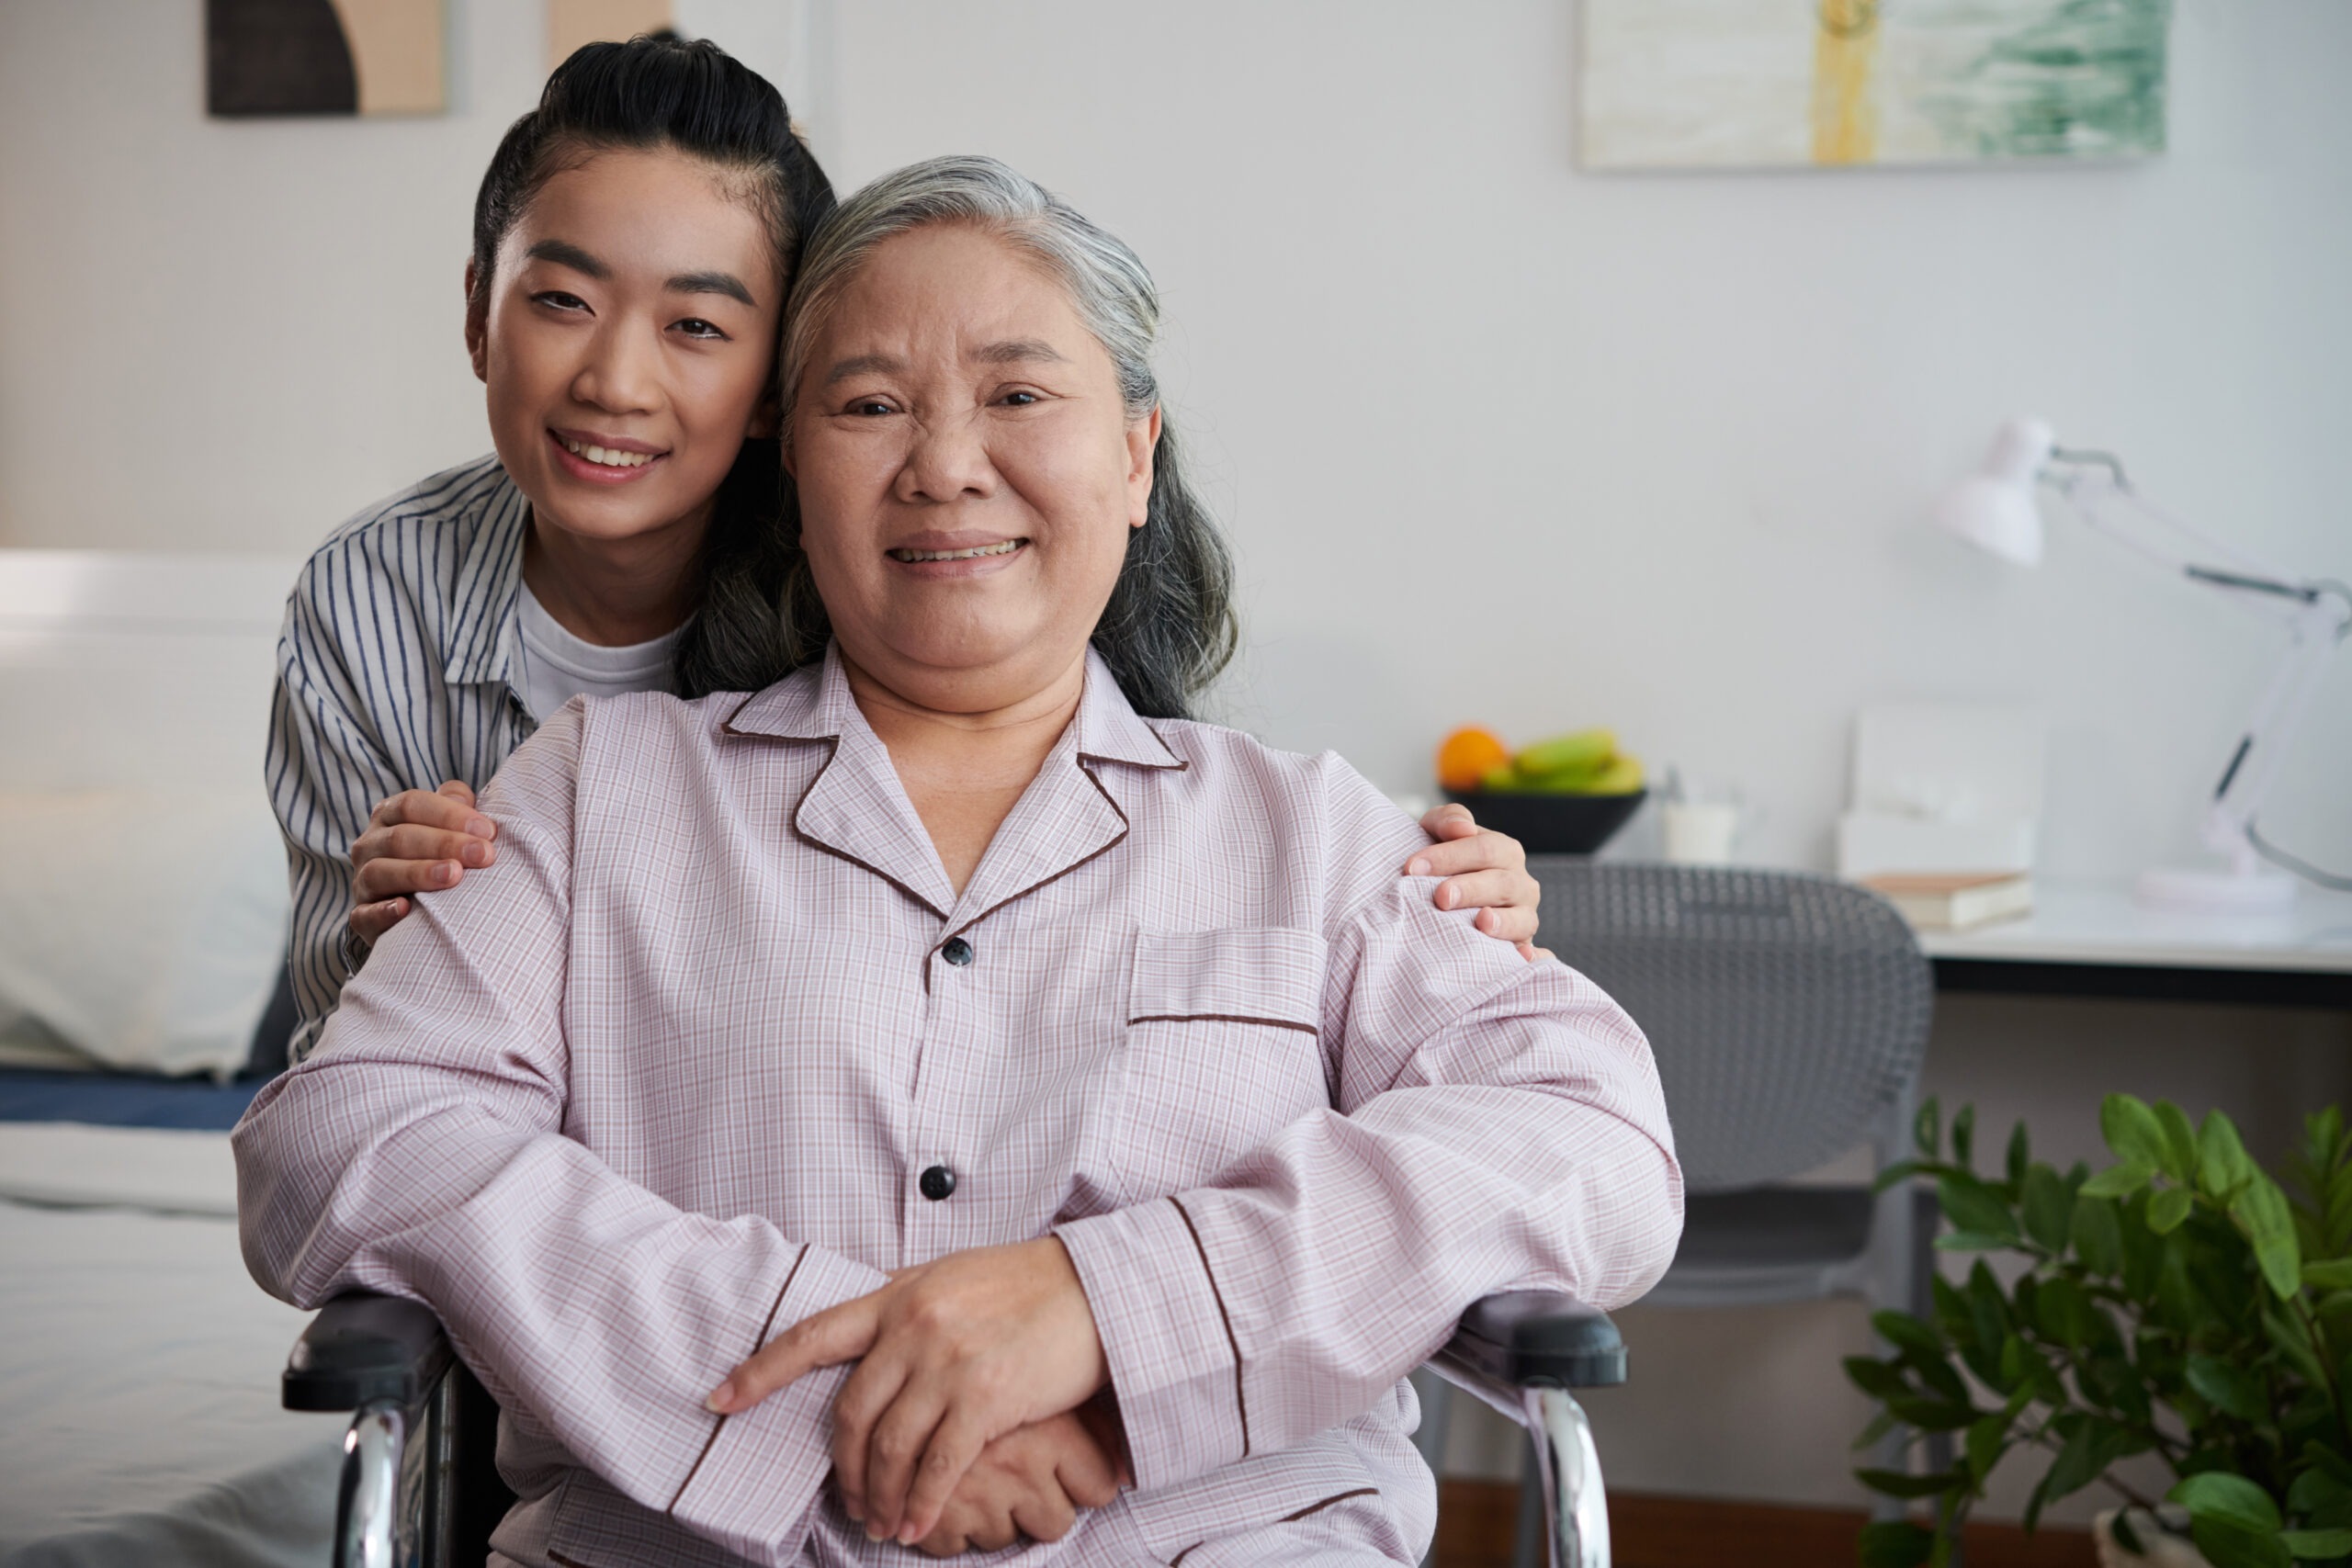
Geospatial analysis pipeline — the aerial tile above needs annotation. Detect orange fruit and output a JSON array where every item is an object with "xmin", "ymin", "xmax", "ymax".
[{"xmin": 1436, "ymin": 726, "xmax": 1510, "ymax": 792}]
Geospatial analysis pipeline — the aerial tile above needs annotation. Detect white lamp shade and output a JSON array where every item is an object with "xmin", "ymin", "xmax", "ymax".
[{"xmin": 1934, "ymin": 418, "xmax": 2053, "ymax": 567}]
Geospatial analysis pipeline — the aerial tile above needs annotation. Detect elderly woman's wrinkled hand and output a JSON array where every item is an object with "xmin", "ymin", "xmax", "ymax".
[
  {"xmin": 904, "ymin": 1404, "xmax": 1126, "ymax": 1557},
  {"xmin": 707, "ymin": 1236, "xmax": 1109, "ymax": 1546}
]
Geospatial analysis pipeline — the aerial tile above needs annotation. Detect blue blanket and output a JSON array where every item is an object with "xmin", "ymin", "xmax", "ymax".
[{"xmin": 0, "ymin": 1070, "xmax": 264, "ymax": 1131}]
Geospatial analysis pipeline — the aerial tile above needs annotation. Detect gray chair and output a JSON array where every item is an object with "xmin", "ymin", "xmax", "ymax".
[
  {"xmin": 288, "ymin": 1287, "xmax": 1630, "ymax": 1568},
  {"xmin": 1418, "ymin": 861, "xmax": 1938, "ymax": 1564}
]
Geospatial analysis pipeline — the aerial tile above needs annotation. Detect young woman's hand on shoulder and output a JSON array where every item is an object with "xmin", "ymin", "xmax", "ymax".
[
  {"xmin": 1411, "ymin": 802, "xmax": 1549, "ymax": 960},
  {"xmin": 348, "ymin": 781, "xmax": 497, "ymax": 945}
]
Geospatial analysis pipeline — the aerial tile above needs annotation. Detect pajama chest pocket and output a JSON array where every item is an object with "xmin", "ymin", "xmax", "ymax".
[{"xmin": 1107, "ymin": 928, "xmax": 1330, "ymax": 1198}]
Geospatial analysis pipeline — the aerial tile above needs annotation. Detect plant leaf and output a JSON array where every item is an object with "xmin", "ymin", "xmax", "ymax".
[
  {"xmin": 2023, "ymin": 1464, "xmax": 2054, "ymax": 1534},
  {"xmin": 2083, "ymin": 1161, "xmax": 2158, "ymax": 1200},
  {"xmin": 1851, "ymin": 1408, "xmax": 1898, "ymax": 1453},
  {"xmin": 2008, "ymin": 1122, "xmax": 2030, "ymax": 1190},
  {"xmin": 2302, "ymin": 1260, "xmax": 2352, "ymax": 1292},
  {"xmin": 2233, "ymin": 1176, "xmax": 2304, "ymax": 1301},
  {"xmin": 1845, "ymin": 1355, "xmax": 1909, "ymax": 1400},
  {"xmin": 1874, "ymin": 1310, "xmax": 1946, "ymax": 1362},
  {"xmin": 1935, "ymin": 1230, "xmax": 2015, "ymax": 1253},
  {"xmin": 1939, "ymin": 1172, "xmax": 2018, "ymax": 1242},
  {"xmin": 1857, "ymin": 1468, "xmax": 1961, "ymax": 1499},
  {"xmin": 2121, "ymin": 1192, "xmax": 2165, "ymax": 1299},
  {"xmin": 2290, "ymin": 1461, "xmax": 2352, "ymax": 1529},
  {"xmin": 2074, "ymin": 1194, "xmax": 2126, "ymax": 1277},
  {"xmin": 2105, "ymin": 1094, "xmax": 2171, "ymax": 1173},
  {"xmin": 2188, "ymin": 1517, "xmax": 2292, "ymax": 1568},
  {"xmin": 2171, "ymin": 1472, "xmax": 2285, "ymax": 1533},
  {"xmin": 2151, "ymin": 1186, "xmax": 2196, "ymax": 1235},
  {"xmin": 1916, "ymin": 1098, "xmax": 1942, "ymax": 1161},
  {"xmin": 2280, "ymin": 1528, "xmax": 2352, "ymax": 1557},
  {"xmin": 2022, "ymin": 1164, "xmax": 2077, "ymax": 1252},
  {"xmin": 2266, "ymin": 1304, "xmax": 2330, "ymax": 1389},
  {"xmin": 2202, "ymin": 1111, "xmax": 2257, "ymax": 1200},
  {"xmin": 2041, "ymin": 1415, "xmax": 2128, "ymax": 1506},
  {"xmin": 1859, "ymin": 1519, "xmax": 1935, "ymax": 1568},
  {"xmin": 1873, "ymin": 1158, "xmax": 1923, "ymax": 1195},
  {"xmin": 1965, "ymin": 1264, "xmax": 2009, "ymax": 1371},
  {"xmin": 1953, "ymin": 1105, "xmax": 1976, "ymax": 1172},
  {"xmin": 2036, "ymin": 1276, "xmax": 2097, "ymax": 1348},
  {"xmin": 1886, "ymin": 1396, "xmax": 1979, "ymax": 1432},
  {"xmin": 1964, "ymin": 1414, "xmax": 2008, "ymax": 1486},
  {"xmin": 2186, "ymin": 1354, "xmax": 2270, "ymax": 1424},
  {"xmin": 2156, "ymin": 1100, "xmax": 2202, "ymax": 1186}
]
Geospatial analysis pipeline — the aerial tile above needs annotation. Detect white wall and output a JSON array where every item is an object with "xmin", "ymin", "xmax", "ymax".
[{"xmin": 6, "ymin": 0, "xmax": 2350, "ymax": 1518}]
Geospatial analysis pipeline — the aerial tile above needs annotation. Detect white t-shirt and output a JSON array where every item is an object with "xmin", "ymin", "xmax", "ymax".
[{"xmin": 515, "ymin": 581, "xmax": 685, "ymax": 722}]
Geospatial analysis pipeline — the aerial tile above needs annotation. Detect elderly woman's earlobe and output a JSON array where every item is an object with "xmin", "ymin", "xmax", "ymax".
[{"xmin": 1125, "ymin": 406, "xmax": 1161, "ymax": 529}]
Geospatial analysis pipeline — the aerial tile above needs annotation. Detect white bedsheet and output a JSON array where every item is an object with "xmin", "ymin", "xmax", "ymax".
[{"xmin": 0, "ymin": 1123, "xmax": 340, "ymax": 1566}]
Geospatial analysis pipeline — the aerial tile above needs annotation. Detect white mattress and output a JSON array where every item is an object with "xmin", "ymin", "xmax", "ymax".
[{"xmin": 0, "ymin": 1123, "xmax": 340, "ymax": 1566}]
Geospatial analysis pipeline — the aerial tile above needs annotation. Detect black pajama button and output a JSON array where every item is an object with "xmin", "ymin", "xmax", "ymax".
[
  {"xmin": 940, "ymin": 936, "xmax": 975, "ymax": 966},
  {"xmin": 919, "ymin": 1165, "xmax": 957, "ymax": 1201}
]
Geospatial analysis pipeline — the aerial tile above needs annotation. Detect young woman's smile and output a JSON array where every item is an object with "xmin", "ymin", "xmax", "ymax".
[{"xmin": 547, "ymin": 425, "xmax": 668, "ymax": 485}]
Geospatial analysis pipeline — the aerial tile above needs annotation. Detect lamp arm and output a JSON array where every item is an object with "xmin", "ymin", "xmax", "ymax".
[
  {"xmin": 2199, "ymin": 588, "xmax": 2352, "ymax": 873},
  {"xmin": 2052, "ymin": 465, "xmax": 2326, "ymax": 626},
  {"xmin": 2048, "ymin": 458, "xmax": 2352, "ymax": 877}
]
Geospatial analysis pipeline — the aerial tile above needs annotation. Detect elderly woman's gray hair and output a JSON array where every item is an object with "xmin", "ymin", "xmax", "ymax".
[{"xmin": 768, "ymin": 154, "xmax": 1238, "ymax": 721}]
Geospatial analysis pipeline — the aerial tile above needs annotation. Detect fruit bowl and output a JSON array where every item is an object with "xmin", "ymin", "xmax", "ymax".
[{"xmin": 1442, "ymin": 788, "xmax": 1647, "ymax": 857}]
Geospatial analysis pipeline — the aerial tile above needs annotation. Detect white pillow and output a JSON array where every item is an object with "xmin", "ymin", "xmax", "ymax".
[{"xmin": 0, "ymin": 792, "xmax": 288, "ymax": 1079}]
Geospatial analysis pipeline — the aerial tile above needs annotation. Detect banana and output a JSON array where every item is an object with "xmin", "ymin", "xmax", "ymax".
[
  {"xmin": 1515, "ymin": 728, "xmax": 1616, "ymax": 781},
  {"xmin": 1568, "ymin": 755, "xmax": 1645, "ymax": 795}
]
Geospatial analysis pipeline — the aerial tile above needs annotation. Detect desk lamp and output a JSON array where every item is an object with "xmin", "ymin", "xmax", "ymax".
[{"xmin": 1935, "ymin": 418, "xmax": 2352, "ymax": 913}]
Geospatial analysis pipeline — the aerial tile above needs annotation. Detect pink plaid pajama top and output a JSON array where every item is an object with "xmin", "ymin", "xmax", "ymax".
[{"xmin": 235, "ymin": 647, "xmax": 1681, "ymax": 1567}]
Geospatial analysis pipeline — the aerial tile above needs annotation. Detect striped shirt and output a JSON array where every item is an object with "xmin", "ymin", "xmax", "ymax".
[{"xmin": 267, "ymin": 457, "xmax": 565, "ymax": 1063}]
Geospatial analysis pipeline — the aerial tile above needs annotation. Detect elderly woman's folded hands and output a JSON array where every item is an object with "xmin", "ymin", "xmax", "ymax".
[{"xmin": 709, "ymin": 1236, "xmax": 1113, "ymax": 1548}]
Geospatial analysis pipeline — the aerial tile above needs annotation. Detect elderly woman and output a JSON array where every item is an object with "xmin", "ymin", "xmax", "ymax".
[{"xmin": 236, "ymin": 157, "xmax": 1680, "ymax": 1568}]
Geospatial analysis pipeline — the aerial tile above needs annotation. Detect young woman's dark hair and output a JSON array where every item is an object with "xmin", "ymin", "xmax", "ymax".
[{"xmin": 469, "ymin": 33, "xmax": 834, "ymax": 696}]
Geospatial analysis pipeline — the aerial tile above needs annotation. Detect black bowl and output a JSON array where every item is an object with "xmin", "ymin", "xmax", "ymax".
[{"xmin": 1443, "ymin": 788, "xmax": 1646, "ymax": 856}]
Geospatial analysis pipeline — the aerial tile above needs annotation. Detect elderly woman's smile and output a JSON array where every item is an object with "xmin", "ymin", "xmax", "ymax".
[
  {"xmin": 885, "ymin": 534, "xmax": 1029, "ymax": 569},
  {"xmin": 786, "ymin": 222, "xmax": 1157, "ymax": 713}
]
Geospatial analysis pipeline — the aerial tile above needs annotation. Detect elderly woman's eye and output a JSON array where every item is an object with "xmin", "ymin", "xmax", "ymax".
[
  {"xmin": 1000, "ymin": 389, "xmax": 1041, "ymax": 407},
  {"xmin": 850, "ymin": 399, "xmax": 897, "ymax": 417}
]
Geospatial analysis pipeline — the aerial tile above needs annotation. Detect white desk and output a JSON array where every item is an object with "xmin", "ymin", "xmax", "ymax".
[{"xmin": 1921, "ymin": 883, "xmax": 2352, "ymax": 1008}]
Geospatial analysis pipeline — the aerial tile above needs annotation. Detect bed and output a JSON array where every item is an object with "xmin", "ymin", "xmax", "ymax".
[{"xmin": 0, "ymin": 548, "xmax": 342, "ymax": 1567}]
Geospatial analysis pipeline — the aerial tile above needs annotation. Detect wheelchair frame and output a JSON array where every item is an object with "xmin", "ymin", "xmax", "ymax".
[{"xmin": 286, "ymin": 1288, "xmax": 1625, "ymax": 1568}]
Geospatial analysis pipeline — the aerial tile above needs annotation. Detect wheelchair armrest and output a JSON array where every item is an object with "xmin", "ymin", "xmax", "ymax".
[
  {"xmin": 1435, "ymin": 1291, "xmax": 1626, "ymax": 1394},
  {"xmin": 283, "ymin": 1291, "xmax": 453, "ymax": 1413}
]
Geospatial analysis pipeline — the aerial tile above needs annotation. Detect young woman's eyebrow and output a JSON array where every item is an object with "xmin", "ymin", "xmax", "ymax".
[
  {"xmin": 666, "ymin": 270, "xmax": 758, "ymax": 308},
  {"xmin": 523, "ymin": 239, "xmax": 608, "ymax": 278}
]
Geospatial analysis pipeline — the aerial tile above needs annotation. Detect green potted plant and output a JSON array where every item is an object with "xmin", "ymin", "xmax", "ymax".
[{"xmin": 1844, "ymin": 1094, "xmax": 2352, "ymax": 1568}]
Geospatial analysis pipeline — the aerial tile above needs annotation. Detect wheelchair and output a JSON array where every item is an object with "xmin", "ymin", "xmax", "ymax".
[{"xmin": 285, "ymin": 1288, "xmax": 1627, "ymax": 1568}]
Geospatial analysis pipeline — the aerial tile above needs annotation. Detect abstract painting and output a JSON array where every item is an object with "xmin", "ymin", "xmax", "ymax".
[
  {"xmin": 1579, "ymin": 0, "xmax": 2170, "ymax": 170},
  {"xmin": 207, "ymin": 0, "xmax": 444, "ymax": 117},
  {"xmin": 548, "ymin": 0, "xmax": 678, "ymax": 73}
]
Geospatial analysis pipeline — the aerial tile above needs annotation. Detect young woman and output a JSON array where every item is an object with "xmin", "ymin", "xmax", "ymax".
[{"xmin": 266, "ymin": 35, "xmax": 1543, "ymax": 1066}]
